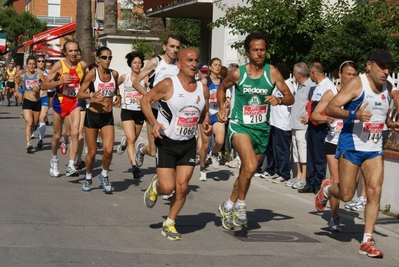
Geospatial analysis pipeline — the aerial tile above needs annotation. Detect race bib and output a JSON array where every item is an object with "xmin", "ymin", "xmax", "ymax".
[
  {"xmin": 25, "ymin": 80, "xmax": 39, "ymax": 91},
  {"xmin": 124, "ymin": 91, "xmax": 142, "ymax": 105},
  {"xmin": 359, "ymin": 122, "xmax": 384, "ymax": 143},
  {"xmin": 62, "ymin": 83, "xmax": 80, "ymax": 97},
  {"xmin": 243, "ymin": 105, "xmax": 267, "ymax": 124},
  {"xmin": 175, "ymin": 116, "xmax": 198, "ymax": 136},
  {"xmin": 98, "ymin": 82, "xmax": 115, "ymax": 98},
  {"xmin": 334, "ymin": 121, "xmax": 344, "ymax": 132}
]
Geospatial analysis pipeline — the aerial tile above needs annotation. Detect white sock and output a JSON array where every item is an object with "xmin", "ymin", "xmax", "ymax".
[
  {"xmin": 68, "ymin": 160, "xmax": 75, "ymax": 167},
  {"xmin": 234, "ymin": 199, "xmax": 246, "ymax": 209},
  {"xmin": 165, "ymin": 217, "xmax": 175, "ymax": 225},
  {"xmin": 52, "ymin": 155, "xmax": 58, "ymax": 160},
  {"xmin": 363, "ymin": 233, "xmax": 372, "ymax": 243},
  {"xmin": 38, "ymin": 122, "xmax": 46, "ymax": 141},
  {"xmin": 224, "ymin": 199, "xmax": 235, "ymax": 211},
  {"xmin": 101, "ymin": 169, "xmax": 108, "ymax": 177},
  {"xmin": 85, "ymin": 173, "xmax": 92, "ymax": 180},
  {"xmin": 323, "ymin": 185, "xmax": 331, "ymax": 197}
]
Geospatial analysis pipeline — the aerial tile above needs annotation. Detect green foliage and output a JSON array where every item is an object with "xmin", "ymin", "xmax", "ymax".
[
  {"xmin": 132, "ymin": 38, "xmax": 156, "ymax": 58},
  {"xmin": 161, "ymin": 18, "xmax": 201, "ymax": 49},
  {"xmin": 211, "ymin": 0, "xmax": 399, "ymax": 72},
  {"xmin": 0, "ymin": 8, "xmax": 46, "ymax": 48}
]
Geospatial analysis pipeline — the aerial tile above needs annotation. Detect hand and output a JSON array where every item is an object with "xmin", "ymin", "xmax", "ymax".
[
  {"xmin": 151, "ymin": 122, "xmax": 165, "ymax": 139},
  {"xmin": 356, "ymin": 102, "xmax": 372, "ymax": 122},
  {"xmin": 265, "ymin": 95, "xmax": 280, "ymax": 106},
  {"xmin": 90, "ymin": 91, "xmax": 103, "ymax": 103},
  {"xmin": 326, "ymin": 116, "xmax": 335, "ymax": 124},
  {"xmin": 216, "ymin": 108, "xmax": 228, "ymax": 123},
  {"xmin": 300, "ymin": 115, "xmax": 308, "ymax": 124},
  {"xmin": 113, "ymin": 95, "xmax": 121, "ymax": 108},
  {"xmin": 202, "ymin": 122, "xmax": 213, "ymax": 136},
  {"xmin": 62, "ymin": 73, "xmax": 72, "ymax": 84}
]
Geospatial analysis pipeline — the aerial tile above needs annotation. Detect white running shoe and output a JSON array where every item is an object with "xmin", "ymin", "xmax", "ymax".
[
  {"xmin": 117, "ymin": 136, "xmax": 127, "ymax": 155},
  {"xmin": 211, "ymin": 154, "xmax": 220, "ymax": 169},
  {"xmin": 50, "ymin": 159, "xmax": 60, "ymax": 177},
  {"xmin": 199, "ymin": 170, "xmax": 207, "ymax": 181}
]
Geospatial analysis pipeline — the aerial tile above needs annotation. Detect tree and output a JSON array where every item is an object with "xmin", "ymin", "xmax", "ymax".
[
  {"xmin": 75, "ymin": 0, "xmax": 93, "ymax": 63},
  {"xmin": 211, "ymin": 0, "xmax": 399, "ymax": 72},
  {"xmin": 0, "ymin": 8, "xmax": 46, "ymax": 48},
  {"xmin": 104, "ymin": 0, "xmax": 118, "ymax": 34},
  {"xmin": 162, "ymin": 18, "xmax": 201, "ymax": 49}
]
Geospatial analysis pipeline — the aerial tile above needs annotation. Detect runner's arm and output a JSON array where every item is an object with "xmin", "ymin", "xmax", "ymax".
[{"xmin": 132, "ymin": 57, "xmax": 157, "ymax": 95}]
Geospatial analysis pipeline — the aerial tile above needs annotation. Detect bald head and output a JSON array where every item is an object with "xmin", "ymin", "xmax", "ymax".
[{"xmin": 177, "ymin": 48, "xmax": 198, "ymax": 62}]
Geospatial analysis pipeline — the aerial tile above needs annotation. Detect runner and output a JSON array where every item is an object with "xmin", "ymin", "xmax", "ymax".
[
  {"xmin": 117, "ymin": 51, "xmax": 148, "ymax": 178},
  {"xmin": 77, "ymin": 47, "xmax": 121, "ymax": 193},
  {"xmin": 141, "ymin": 48, "xmax": 212, "ymax": 240},
  {"xmin": 199, "ymin": 57, "xmax": 225, "ymax": 181},
  {"xmin": 133, "ymin": 35, "xmax": 180, "ymax": 168},
  {"xmin": 15, "ymin": 56, "xmax": 43, "ymax": 153},
  {"xmin": 41, "ymin": 40, "xmax": 87, "ymax": 177},
  {"xmin": 316, "ymin": 50, "xmax": 398, "ymax": 258},
  {"xmin": 216, "ymin": 32, "xmax": 294, "ymax": 230}
]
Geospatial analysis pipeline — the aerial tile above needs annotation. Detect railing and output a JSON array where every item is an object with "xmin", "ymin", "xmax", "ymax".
[
  {"xmin": 37, "ymin": 16, "xmax": 73, "ymax": 26},
  {"xmin": 144, "ymin": 0, "xmax": 184, "ymax": 11}
]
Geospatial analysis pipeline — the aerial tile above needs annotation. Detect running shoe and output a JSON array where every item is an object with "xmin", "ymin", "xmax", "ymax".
[
  {"xmin": 315, "ymin": 179, "xmax": 332, "ymax": 212},
  {"xmin": 66, "ymin": 165, "xmax": 79, "ymax": 177},
  {"xmin": 260, "ymin": 171, "xmax": 272, "ymax": 179},
  {"xmin": 96, "ymin": 137, "xmax": 102, "ymax": 148},
  {"xmin": 233, "ymin": 205, "xmax": 247, "ymax": 227},
  {"xmin": 199, "ymin": 170, "xmax": 207, "ymax": 181},
  {"xmin": 74, "ymin": 160, "xmax": 86, "ymax": 170},
  {"xmin": 117, "ymin": 136, "xmax": 127, "ymax": 155},
  {"xmin": 144, "ymin": 175, "xmax": 158, "ymax": 208},
  {"xmin": 98, "ymin": 175, "xmax": 112, "ymax": 193},
  {"xmin": 359, "ymin": 237, "xmax": 383, "ymax": 258},
  {"xmin": 37, "ymin": 140, "xmax": 43, "ymax": 149},
  {"xmin": 254, "ymin": 172, "xmax": 262, "ymax": 177},
  {"xmin": 328, "ymin": 217, "xmax": 341, "ymax": 232},
  {"xmin": 218, "ymin": 202, "xmax": 235, "ymax": 230},
  {"xmin": 272, "ymin": 176, "xmax": 286, "ymax": 184},
  {"xmin": 211, "ymin": 154, "xmax": 220, "ymax": 169},
  {"xmin": 351, "ymin": 199, "xmax": 367, "ymax": 212},
  {"xmin": 49, "ymin": 158, "xmax": 60, "ymax": 177},
  {"xmin": 26, "ymin": 143, "xmax": 34, "ymax": 153},
  {"xmin": 135, "ymin": 142, "xmax": 145, "ymax": 167},
  {"xmin": 285, "ymin": 177, "xmax": 298, "ymax": 187},
  {"xmin": 161, "ymin": 221, "xmax": 182, "ymax": 241},
  {"xmin": 60, "ymin": 138, "xmax": 68, "ymax": 155},
  {"xmin": 292, "ymin": 179, "xmax": 306, "ymax": 189},
  {"xmin": 81, "ymin": 179, "xmax": 92, "ymax": 192},
  {"xmin": 345, "ymin": 196, "xmax": 366, "ymax": 211},
  {"xmin": 227, "ymin": 158, "xmax": 241, "ymax": 168},
  {"xmin": 265, "ymin": 174, "xmax": 279, "ymax": 182},
  {"xmin": 132, "ymin": 166, "xmax": 141, "ymax": 179}
]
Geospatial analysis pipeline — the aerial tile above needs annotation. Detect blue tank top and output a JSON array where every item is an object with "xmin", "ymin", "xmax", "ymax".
[{"xmin": 24, "ymin": 71, "xmax": 40, "ymax": 92}]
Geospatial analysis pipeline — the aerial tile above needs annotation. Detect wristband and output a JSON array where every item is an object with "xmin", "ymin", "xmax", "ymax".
[{"xmin": 349, "ymin": 110, "xmax": 357, "ymax": 120}]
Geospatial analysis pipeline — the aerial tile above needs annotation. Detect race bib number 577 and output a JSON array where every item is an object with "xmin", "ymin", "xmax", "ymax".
[{"xmin": 243, "ymin": 105, "xmax": 267, "ymax": 124}]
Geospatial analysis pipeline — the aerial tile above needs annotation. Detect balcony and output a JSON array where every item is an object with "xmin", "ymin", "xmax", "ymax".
[
  {"xmin": 143, "ymin": 0, "xmax": 214, "ymax": 19},
  {"xmin": 118, "ymin": 18, "xmax": 151, "ymax": 32},
  {"xmin": 37, "ymin": 16, "xmax": 73, "ymax": 26}
]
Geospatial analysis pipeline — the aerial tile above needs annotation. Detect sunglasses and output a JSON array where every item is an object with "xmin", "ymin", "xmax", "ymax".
[
  {"xmin": 99, "ymin": 55, "xmax": 113, "ymax": 60},
  {"xmin": 37, "ymin": 60, "xmax": 45, "ymax": 63}
]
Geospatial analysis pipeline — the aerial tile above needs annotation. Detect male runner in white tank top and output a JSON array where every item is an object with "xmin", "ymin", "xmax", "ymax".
[
  {"xmin": 141, "ymin": 48, "xmax": 212, "ymax": 241},
  {"xmin": 132, "ymin": 35, "xmax": 180, "ymax": 168},
  {"xmin": 316, "ymin": 50, "xmax": 399, "ymax": 258}
]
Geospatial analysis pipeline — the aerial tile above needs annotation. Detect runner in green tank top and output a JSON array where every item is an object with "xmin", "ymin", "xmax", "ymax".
[{"xmin": 215, "ymin": 33, "xmax": 295, "ymax": 230}]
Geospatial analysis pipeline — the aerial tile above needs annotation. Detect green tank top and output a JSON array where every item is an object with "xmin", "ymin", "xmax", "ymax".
[{"xmin": 230, "ymin": 64, "xmax": 274, "ymax": 131}]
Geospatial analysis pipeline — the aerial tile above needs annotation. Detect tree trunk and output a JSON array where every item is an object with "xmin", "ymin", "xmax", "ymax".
[
  {"xmin": 104, "ymin": 0, "xmax": 118, "ymax": 34},
  {"xmin": 75, "ymin": 0, "xmax": 92, "ymax": 64}
]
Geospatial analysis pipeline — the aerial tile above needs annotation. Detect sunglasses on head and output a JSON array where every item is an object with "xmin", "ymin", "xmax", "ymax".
[
  {"xmin": 99, "ymin": 55, "xmax": 113, "ymax": 60},
  {"xmin": 37, "ymin": 60, "xmax": 45, "ymax": 63}
]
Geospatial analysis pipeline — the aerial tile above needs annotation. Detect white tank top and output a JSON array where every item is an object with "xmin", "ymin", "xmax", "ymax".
[
  {"xmin": 92, "ymin": 68, "xmax": 116, "ymax": 98},
  {"xmin": 325, "ymin": 87, "xmax": 341, "ymax": 145},
  {"xmin": 149, "ymin": 56, "xmax": 179, "ymax": 109},
  {"xmin": 338, "ymin": 73, "xmax": 390, "ymax": 152},
  {"xmin": 157, "ymin": 76, "xmax": 206, "ymax": 141},
  {"xmin": 120, "ymin": 72, "xmax": 145, "ymax": 111}
]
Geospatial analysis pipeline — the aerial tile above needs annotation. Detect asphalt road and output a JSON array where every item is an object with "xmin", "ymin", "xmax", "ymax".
[{"xmin": 1, "ymin": 103, "xmax": 399, "ymax": 267}]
